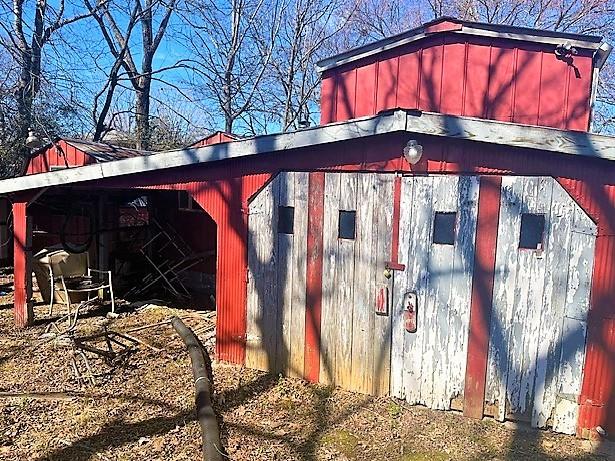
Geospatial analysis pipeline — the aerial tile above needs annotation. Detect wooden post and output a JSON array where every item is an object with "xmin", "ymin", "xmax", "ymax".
[{"xmin": 13, "ymin": 200, "xmax": 33, "ymax": 328}]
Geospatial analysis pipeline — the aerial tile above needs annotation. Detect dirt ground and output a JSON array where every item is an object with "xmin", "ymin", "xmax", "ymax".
[{"xmin": 0, "ymin": 287, "xmax": 611, "ymax": 461}]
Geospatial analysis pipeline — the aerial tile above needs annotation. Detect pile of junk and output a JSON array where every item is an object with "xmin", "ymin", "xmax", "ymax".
[{"xmin": 28, "ymin": 191, "xmax": 216, "ymax": 312}]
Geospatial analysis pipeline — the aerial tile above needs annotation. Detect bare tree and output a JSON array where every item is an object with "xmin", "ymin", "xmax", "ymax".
[
  {"xmin": 179, "ymin": 0, "xmax": 285, "ymax": 134},
  {"xmin": 0, "ymin": 0, "xmax": 98, "ymax": 171},
  {"xmin": 84, "ymin": 0, "xmax": 178, "ymax": 149},
  {"xmin": 265, "ymin": 0, "xmax": 357, "ymax": 131}
]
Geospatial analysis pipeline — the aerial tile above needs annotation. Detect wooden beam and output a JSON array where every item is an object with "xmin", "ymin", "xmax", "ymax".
[{"xmin": 404, "ymin": 110, "xmax": 615, "ymax": 162}]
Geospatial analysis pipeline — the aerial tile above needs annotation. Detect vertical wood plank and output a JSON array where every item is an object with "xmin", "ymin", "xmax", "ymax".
[
  {"xmin": 289, "ymin": 172, "xmax": 308, "ymax": 378},
  {"xmin": 319, "ymin": 173, "xmax": 341, "ymax": 384},
  {"xmin": 390, "ymin": 176, "xmax": 414, "ymax": 399},
  {"xmin": 304, "ymin": 172, "xmax": 325, "ymax": 383},
  {"xmin": 448, "ymin": 176, "xmax": 479, "ymax": 404},
  {"xmin": 464, "ymin": 175, "xmax": 502, "ymax": 419},
  {"xmin": 334, "ymin": 173, "xmax": 358, "ymax": 389},
  {"xmin": 486, "ymin": 175, "xmax": 522, "ymax": 420},
  {"xmin": 373, "ymin": 174, "xmax": 394, "ymax": 396},
  {"xmin": 427, "ymin": 175, "xmax": 457, "ymax": 409},
  {"xmin": 350, "ymin": 173, "xmax": 376, "ymax": 393},
  {"xmin": 246, "ymin": 176, "xmax": 278, "ymax": 371},
  {"xmin": 13, "ymin": 201, "xmax": 32, "ymax": 328},
  {"xmin": 277, "ymin": 172, "xmax": 295, "ymax": 374},
  {"xmin": 404, "ymin": 176, "xmax": 434, "ymax": 405},
  {"xmin": 531, "ymin": 182, "xmax": 572, "ymax": 427}
]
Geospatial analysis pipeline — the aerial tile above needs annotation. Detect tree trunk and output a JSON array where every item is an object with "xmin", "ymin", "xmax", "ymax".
[{"xmin": 135, "ymin": 79, "xmax": 151, "ymax": 150}]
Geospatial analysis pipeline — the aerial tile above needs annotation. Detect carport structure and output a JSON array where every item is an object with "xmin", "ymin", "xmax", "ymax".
[{"xmin": 1, "ymin": 17, "xmax": 615, "ymax": 440}]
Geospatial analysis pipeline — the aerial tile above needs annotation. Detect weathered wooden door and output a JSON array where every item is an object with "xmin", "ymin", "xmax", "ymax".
[
  {"xmin": 319, "ymin": 172, "xmax": 395, "ymax": 395},
  {"xmin": 485, "ymin": 176, "xmax": 596, "ymax": 434},
  {"xmin": 246, "ymin": 171, "xmax": 309, "ymax": 377},
  {"xmin": 390, "ymin": 175, "xmax": 480, "ymax": 410}
]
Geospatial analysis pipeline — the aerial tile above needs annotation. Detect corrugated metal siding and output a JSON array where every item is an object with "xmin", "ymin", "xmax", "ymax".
[
  {"xmin": 320, "ymin": 35, "xmax": 593, "ymax": 131},
  {"xmin": 140, "ymin": 171, "xmax": 272, "ymax": 364}
]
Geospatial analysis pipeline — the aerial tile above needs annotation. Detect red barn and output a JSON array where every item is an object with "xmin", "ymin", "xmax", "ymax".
[{"xmin": 2, "ymin": 18, "xmax": 614, "ymax": 439}]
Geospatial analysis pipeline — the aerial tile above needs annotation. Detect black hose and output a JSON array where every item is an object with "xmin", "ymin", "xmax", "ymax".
[{"xmin": 171, "ymin": 316, "xmax": 225, "ymax": 461}]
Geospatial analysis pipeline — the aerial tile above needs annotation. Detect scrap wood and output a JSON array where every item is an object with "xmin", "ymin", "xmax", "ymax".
[{"xmin": 120, "ymin": 332, "xmax": 163, "ymax": 353}]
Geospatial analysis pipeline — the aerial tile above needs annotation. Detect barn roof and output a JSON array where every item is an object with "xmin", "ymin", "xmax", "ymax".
[
  {"xmin": 30, "ymin": 138, "xmax": 151, "ymax": 163},
  {"xmin": 316, "ymin": 17, "xmax": 611, "ymax": 73},
  {"xmin": 2, "ymin": 109, "xmax": 615, "ymax": 194}
]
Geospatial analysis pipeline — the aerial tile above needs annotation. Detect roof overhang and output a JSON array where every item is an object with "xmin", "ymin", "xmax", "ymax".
[
  {"xmin": 316, "ymin": 17, "xmax": 607, "ymax": 73},
  {"xmin": 1, "ymin": 109, "xmax": 615, "ymax": 195},
  {"xmin": 0, "ymin": 111, "xmax": 407, "ymax": 194}
]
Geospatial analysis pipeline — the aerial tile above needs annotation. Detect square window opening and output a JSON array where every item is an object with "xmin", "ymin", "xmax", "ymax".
[
  {"xmin": 339, "ymin": 210, "xmax": 356, "ymax": 240},
  {"xmin": 519, "ymin": 213, "xmax": 545, "ymax": 249},
  {"xmin": 433, "ymin": 212, "xmax": 456, "ymax": 245},
  {"xmin": 278, "ymin": 206, "xmax": 294, "ymax": 234},
  {"xmin": 178, "ymin": 191, "xmax": 199, "ymax": 211}
]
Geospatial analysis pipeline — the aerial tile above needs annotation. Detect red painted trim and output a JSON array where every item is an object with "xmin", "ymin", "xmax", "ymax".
[
  {"xmin": 386, "ymin": 175, "xmax": 406, "ymax": 271},
  {"xmin": 304, "ymin": 172, "xmax": 325, "ymax": 382},
  {"xmin": 13, "ymin": 201, "xmax": 32, "ymax": 328},
  {"xmin": 464, "ymin": 175, "xmax": 502, "ymax": 419}
]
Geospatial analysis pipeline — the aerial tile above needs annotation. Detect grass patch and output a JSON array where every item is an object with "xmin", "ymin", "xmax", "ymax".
[{"xmin": 321, "ymin": 429, "xmax": 359, "ymax": 458}]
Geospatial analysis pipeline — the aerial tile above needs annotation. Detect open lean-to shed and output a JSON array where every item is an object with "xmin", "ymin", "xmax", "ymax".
[{"xmin": 1, "ymin": 17, "xmax": 614, "ymax": 439}]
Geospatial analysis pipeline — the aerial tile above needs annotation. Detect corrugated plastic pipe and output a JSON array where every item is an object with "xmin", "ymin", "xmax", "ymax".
[{"xmin": 171, "ymin": 316, "xmax": 225, "ymax": 461}]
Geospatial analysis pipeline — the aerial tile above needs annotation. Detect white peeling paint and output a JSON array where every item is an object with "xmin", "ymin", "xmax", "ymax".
[
  {"xmin": 391, "ymin": 175, "xmax": 479, "ymax": 410},
  {"xmin": 485, "ymin": 176, "xmax": 596, "ymax": 435}
]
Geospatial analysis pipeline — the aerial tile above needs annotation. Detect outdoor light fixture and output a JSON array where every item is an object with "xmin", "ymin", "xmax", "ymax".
[
  {"xmin": 403, "ymin": 139, "xmax": 423, "ymax": 165},
  {"xmin": 25, "ymin": 129, "xmax": 43, "ymax": 149}
]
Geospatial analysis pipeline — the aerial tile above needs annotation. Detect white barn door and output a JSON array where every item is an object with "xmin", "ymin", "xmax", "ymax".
[
  {"xmin": 391, "ymin": 175, "xmax": 480, "ymax": 410},
  {"xmin": 485, "ymin": 176, "xmax": 596, "ymax": 434}
]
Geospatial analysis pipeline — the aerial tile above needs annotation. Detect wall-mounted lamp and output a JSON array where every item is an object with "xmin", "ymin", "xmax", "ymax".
[
  {"xmin": 25, "ymin": 129, "xmax": 43, "ymax": 149},
  {"xmin": 403, "ymin": 139, "xmax": 423, "ymax": 165}
]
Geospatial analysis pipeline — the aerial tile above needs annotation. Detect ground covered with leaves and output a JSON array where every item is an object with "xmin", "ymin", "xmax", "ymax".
[{"xmin": 0, "ymin": 294, "xmax": 610, "ymax": 460}]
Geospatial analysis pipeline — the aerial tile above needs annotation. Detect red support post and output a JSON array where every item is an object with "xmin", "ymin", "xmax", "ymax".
[
  {"xmin": 13, "ymin": 200, "xmax": 33, "ymax": 328},
  {"xmin": 304, "ymin": 172, "xmax": 325, "ymax": 382},
  {"xmin": 463, "ymin": 175, "xmax": 502, "ymax": 419}
]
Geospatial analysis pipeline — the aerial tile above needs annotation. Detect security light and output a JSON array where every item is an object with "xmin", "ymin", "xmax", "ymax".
[{"xmin": 403, "ymin": 140, "xmax": 423, "ymax": 165}]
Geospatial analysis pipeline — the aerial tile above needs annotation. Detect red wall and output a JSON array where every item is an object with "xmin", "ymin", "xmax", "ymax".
[
  {"xmin": 26, "ymin": 140, "xmax": 92, "ymax": 175},
  {"xmin": 320, "ymin": 34, "xmax": 595, "ymax": 132}
]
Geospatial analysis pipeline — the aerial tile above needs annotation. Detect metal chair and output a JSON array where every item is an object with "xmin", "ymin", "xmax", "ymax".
[{"xmin": 37, "ymin": 250, "xmax": 115, "ymax": 316}]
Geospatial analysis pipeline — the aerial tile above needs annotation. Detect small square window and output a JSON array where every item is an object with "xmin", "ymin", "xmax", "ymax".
[
  {"xmin": 519, "ymin": 213, "xmax": 545, "ymax": 249},
  {"xmin": 178, "ymin": 191, "xmax": 199, "ymax": 211},
  {"xmin": 278, "ymin": 206, "xmax": 294, "ymax": 234},
  {"xmin": 338, "ymin": 210, "xmax": 356, "ymax": 239},
  {"xmin": 433, "ymin": 212, "xmax": 456, "ymax": 245}
]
